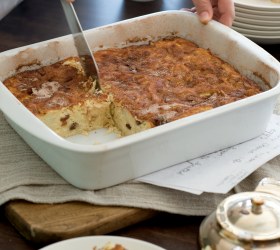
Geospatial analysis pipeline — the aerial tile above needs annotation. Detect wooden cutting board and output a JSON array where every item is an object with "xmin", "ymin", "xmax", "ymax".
[{"xmin": 4, "ymin": 200, "xmax": 158, "ymax": 245}]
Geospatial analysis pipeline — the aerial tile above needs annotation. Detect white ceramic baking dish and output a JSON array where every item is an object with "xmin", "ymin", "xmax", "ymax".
[{"xmin": 0, "ymin": 11, "xmax": 280, "ymax": 190}]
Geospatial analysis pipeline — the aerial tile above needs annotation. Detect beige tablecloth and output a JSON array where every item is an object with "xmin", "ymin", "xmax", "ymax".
[{"xmin": 1, "ymin": 98, "xmax": 280, "ymax": 216}]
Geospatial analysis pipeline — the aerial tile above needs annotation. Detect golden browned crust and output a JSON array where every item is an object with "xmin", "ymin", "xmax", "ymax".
[
  {"xmin": 3, "ymin": 37, "xmax": 263, "ymax": 137},
  {"xmin": 95, "ymin": 37, "xmax": 262, "ymax": 126},
  {"xmin": 4, "ymin": 57, "xmax": 107, "ymax": 116},
  {"xmin": 93, "ymin": 243, "xmax": 126, "ymax": 250}
]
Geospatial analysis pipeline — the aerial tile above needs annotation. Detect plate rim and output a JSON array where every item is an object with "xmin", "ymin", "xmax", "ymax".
[
  {"xmin": 234, "ymin": 16, "xmax": 280, "ymax": 26},
  {"xmin": 236, "ymin": 11, "xmax": 280, "ymax": 21},
  {"xmin": 234, "ymin": 0, "xmax": 280, "ymax": 10},
  {"xmin": 242, "ymin": 34, "xmax": 280, "ymax": 44},
  {"xmin": 233, "ymin": 26, "xmax": 280, "ymax": 36},
  {"xmin": 240, "ymin": 32, "xmax": 280, "ymax": 39},
  {"xmin": 233, "ymin": 20, "xmax": 280, "ymax": 31},
  {"xmin": 235, "ymin": 6, "xmax": 280, "ymax": 15},
  {"xmin": 39, "ymin": 235, "xmax": 166, "ymax": 250}
]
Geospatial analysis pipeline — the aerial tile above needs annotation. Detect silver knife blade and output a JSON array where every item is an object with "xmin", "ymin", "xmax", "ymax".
[{"xmin": 60, "ymin": 0, "xmax": 101, "ymax": 90}]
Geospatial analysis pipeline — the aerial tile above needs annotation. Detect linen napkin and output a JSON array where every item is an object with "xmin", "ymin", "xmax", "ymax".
[{"xmin": 1, "ymin": 97, "xmax": 280, "ymax": 216}]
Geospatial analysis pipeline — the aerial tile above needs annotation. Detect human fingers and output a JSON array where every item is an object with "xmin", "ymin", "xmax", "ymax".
[
  {"xmin": 191, "ymin": 0, "xmax": 214, "ymax": 24},
  {"xmin": 216, "ymin": 0, "xmax": 235, "ymax": 26}
]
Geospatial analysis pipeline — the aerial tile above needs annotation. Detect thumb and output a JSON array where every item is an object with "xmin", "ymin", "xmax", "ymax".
[{"xmin": 192, "ymin": 0, "xmax": 214, "ymax": 24}]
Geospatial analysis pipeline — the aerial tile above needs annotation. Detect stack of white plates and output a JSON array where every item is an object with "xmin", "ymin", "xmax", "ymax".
[{"xmin": 232, "ymin": 0, "xmax": 280, "ymax": 44}]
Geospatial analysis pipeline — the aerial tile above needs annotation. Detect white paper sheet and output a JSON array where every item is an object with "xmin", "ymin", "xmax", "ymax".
[{"xmin": 137, "ymin": 114, "xmax": 280, "ymax": 195}]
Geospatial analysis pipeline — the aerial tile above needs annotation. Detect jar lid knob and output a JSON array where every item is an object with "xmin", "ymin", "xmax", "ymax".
[
  {"xmin": 216, "ymin": 192, "xmax": 280, "ymax": 241},
  {"xmin": 251, "ymin": 196, "xmax": 264, "ymax": 214}
]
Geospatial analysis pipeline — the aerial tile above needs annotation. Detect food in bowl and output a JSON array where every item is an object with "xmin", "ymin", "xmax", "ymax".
[
  {"xmin": 93, "ymin": 242, "xmax": 126, "ymax": 250},
  {"xmin": 3, "ymin": 37, "xmax": 263, "ymax": 138}
]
